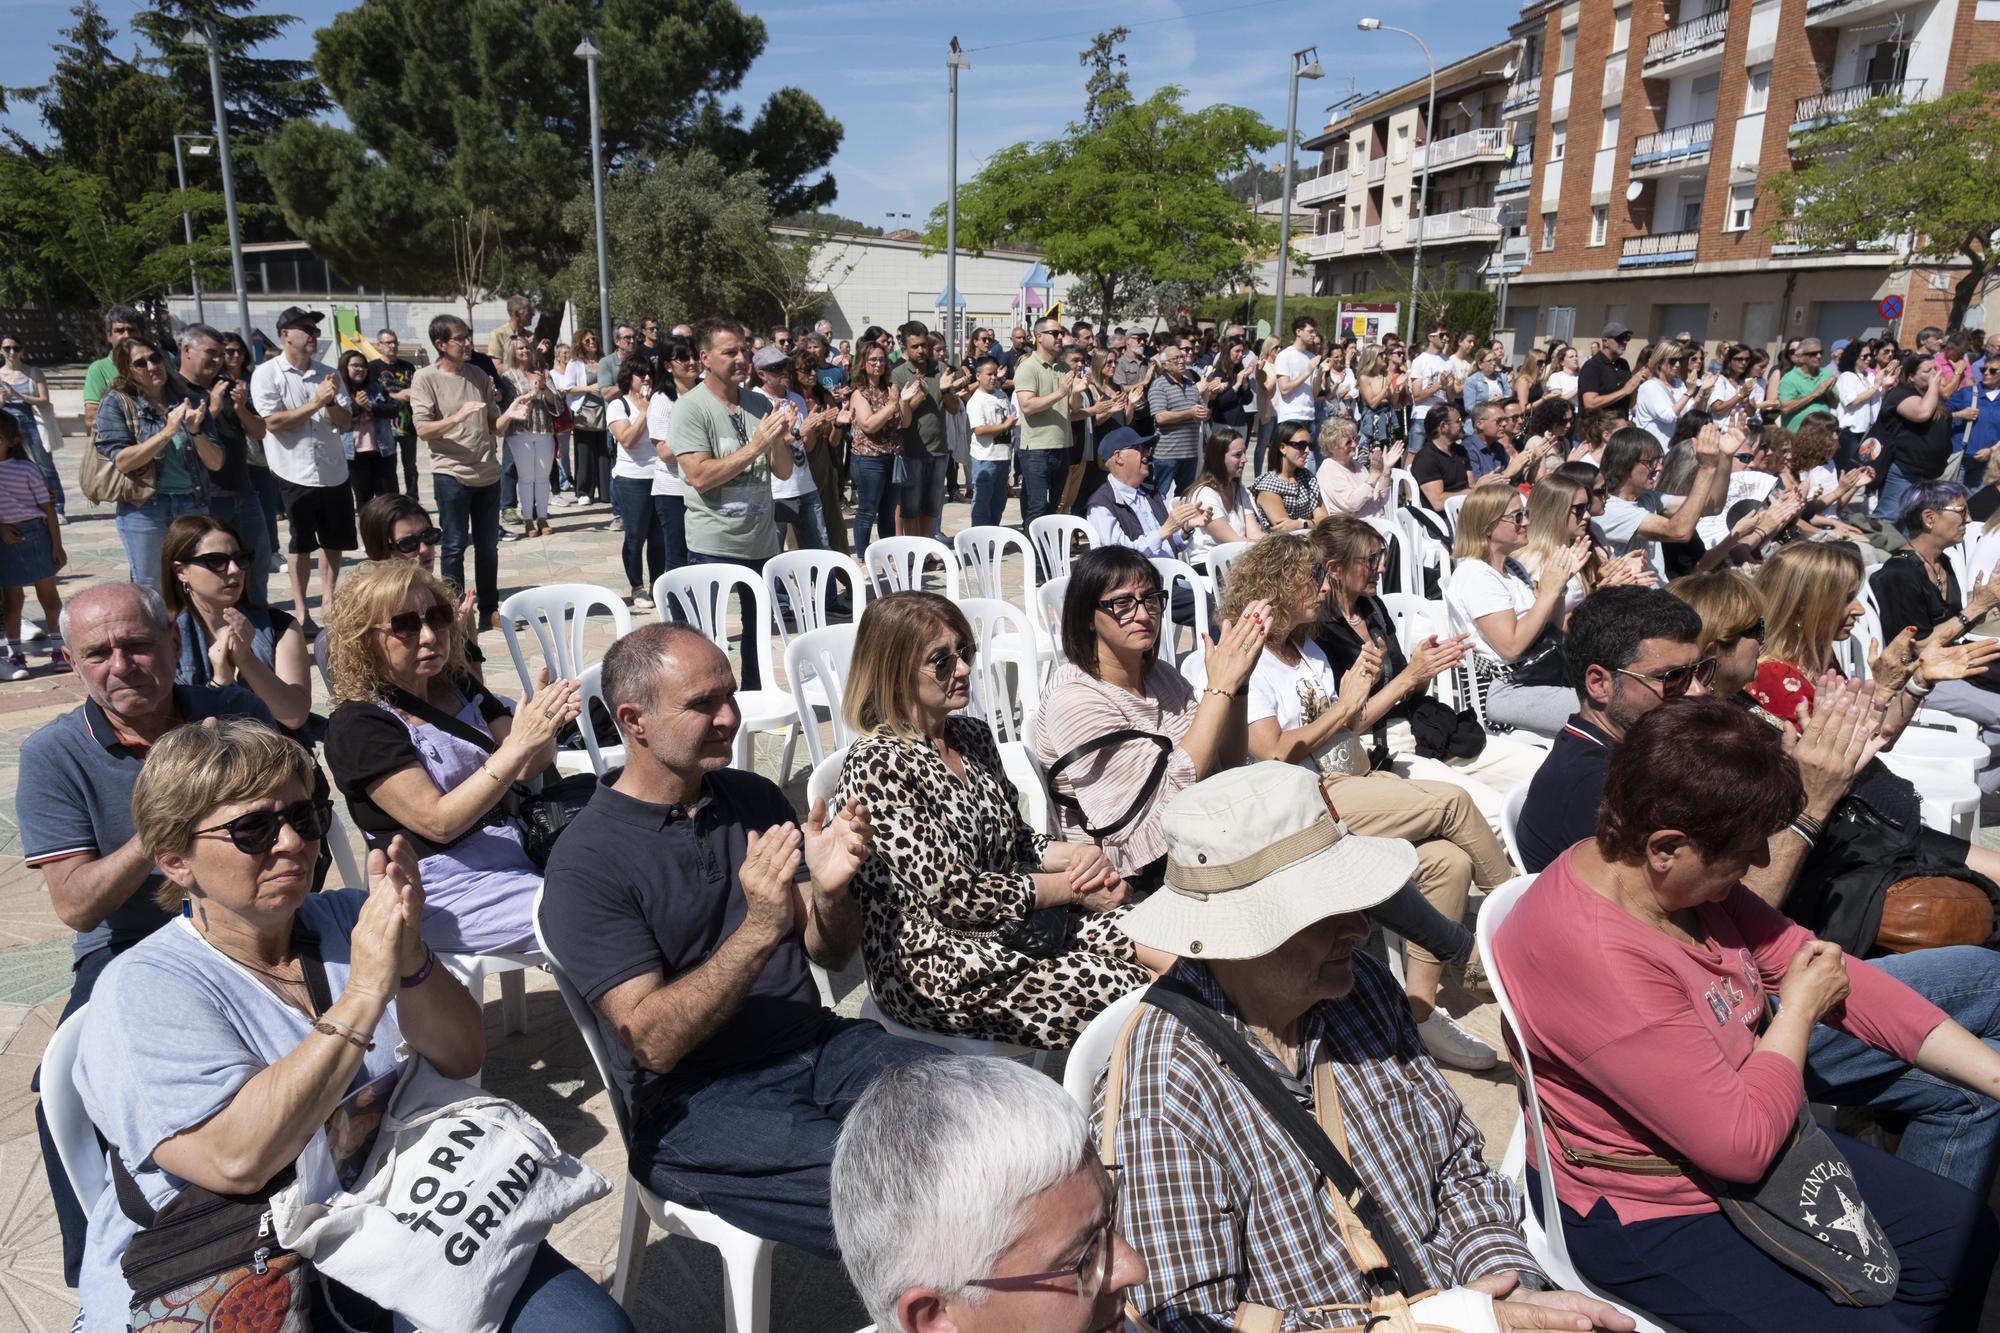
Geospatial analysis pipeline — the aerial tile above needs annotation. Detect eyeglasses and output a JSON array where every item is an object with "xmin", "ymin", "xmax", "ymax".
[
  {"xmin": 181, "ymin": 549, "xmax": 249, "ymax": 575},
  {"xmin": 129, "ymin": 354, "xmax": 162, "ymax": 369},
  {"xmin": 1360, "ymin": 551, "xmax": 1387, "ymax": 569},
  {"xmin": 1495, "ymin": 509, "xmax": 1529, "ymax": 528},
  {"xmin": 1615, "ymin": 655, "xmax": 1717, "ymax": 698},
  {"xmin": 0, "ymin": 344, "xmax": 18, "ymax": 353},
  {"xmin": 390, "ymin": 526, "xmax": 443, "ymax": 554},
  {"xmin": 442, "ymin": 334, "xmax": 471, "ymax": 347},
  {"xmin": 379, "ymin": 604, "xmax": 457, "ymax": 637},
  {"xmin": 967, "ymin": 1166, "xmax": 1122, "ymax": 1306},
  {"xmin": 1095, "ymin": 590, "xmax": 1169, "ymax": 622},
  {"xmin": 1939, "ymin": 504, "xmax": 1970, "ymax": 517},
  {"xmin": 195, "ymin": 798, "xmax": 334, "ymax": 856},
  {"xmin": 1569, "ymin": 501, "xmax": 1592, "ymax": 518},
  {"xmin": 924, "ymin": 644, "xmax": 976, "ymax": 683},
  {"xmin": 1729, "ymin": 617, "xmax": 1766, "ymax": 644}
]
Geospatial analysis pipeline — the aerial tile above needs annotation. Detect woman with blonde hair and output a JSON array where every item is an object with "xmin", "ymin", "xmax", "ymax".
[
  {"xmin": 1633, "ymin": 340, "xmax": 1706, "ymax": 445},
  {"xmin": 1354, "ymin": 343, "xmax": 1399, "ymax": 452},
  {"xmin": 323, "ymin": 560, "xmax": 580, "ymax": 954},
  {"xmin": 837, "ymin": 590, "xmax": 1167, "ymax": 1049},
  {"xmin": 1518, "ymin": 474, "xmax": 1653, "ymax": 609},
  {"xmin": 1222, "ymin": 534, "xmax": 1515, "ymax": 1068},
  {"xmin": 1514, "ymin": 347, "xmax": 1547, "ymax": 408},
  {"xmin": 1445, "ymin": 484, "xmax": 1586, "ymax": 737}
]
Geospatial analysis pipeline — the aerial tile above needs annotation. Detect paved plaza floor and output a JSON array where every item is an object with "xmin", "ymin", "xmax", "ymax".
[{"xmin": 0, "ymin": 420, "xmax": 1995, "ymax": 1332}]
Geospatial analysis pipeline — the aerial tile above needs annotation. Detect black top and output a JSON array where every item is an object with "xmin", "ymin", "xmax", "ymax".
[
  {"xmin": 1516, "ymin": 714, "xmax": 1612, "ymax": 873},
  {"xmin": 1409, "ymin": 440, "xmax": 1471, "ymax": 508},
  {"xmin": 1879, "ymin": 386, "xmax": 1954, "ymax": 482},
  {"xmin": 539, "ymin": 768, "xmax": 824, "ymax": 1124},
  {"xmin": 1872, "ymin": 549, "xmax": 2000, "ymax": 691},
  {"xmin": 175, "ymin": 372, "xmax": 253, "ymax": 494},
  {"xmin": 369, "ymin": 356, "xmax": 416, "ymax": 435},
  {"xmin": 323, "ymin": 682, "xmax": 512, "ymax": 841},
  {"xmin": 1576, "ymin": 352, "xmax": 1632, "ymax": 408},
  {"xmin": 1208, "ymin": 376, "xmax": 1251, "ymax": 428}
]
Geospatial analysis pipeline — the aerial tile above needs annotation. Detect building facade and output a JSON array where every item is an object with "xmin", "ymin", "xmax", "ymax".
[{"xmin": 1297, "ymin": 0, "xmax": 2000, "ymax": 352}]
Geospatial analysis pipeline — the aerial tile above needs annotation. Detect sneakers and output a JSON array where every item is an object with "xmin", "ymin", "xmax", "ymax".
[
  {"xmin": 631, "ymin": 590, "xmax": 654, "ymax": 610},
  {"xmin": 47, "ymin": 646, "xmax": 72, "ymax": 673},
  {"xmin": 4, "ymin": 651, "xmax": 27, "ymax": 681},
  {"xmin": 22, "ymin": 620, "xmax": 46, "ymax": 641},
  {"xmin": 1416, "ymin": 1008, "xmax": 1498, "ymax": 1071},
  {"xmin": 498, "ymin": 527, "xmax": 520, "ymax": 543},
  {"xmin": 503, "ymin": 506, "xmax": 521, "ymax": 525}
]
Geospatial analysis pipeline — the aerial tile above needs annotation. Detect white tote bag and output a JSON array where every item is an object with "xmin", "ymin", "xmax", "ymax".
[{"xmin": 272, "ymin": 1060, "xmax": 610, "ymax": 1333}]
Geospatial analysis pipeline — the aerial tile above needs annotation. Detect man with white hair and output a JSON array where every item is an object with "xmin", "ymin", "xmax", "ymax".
[{"xmin": 832, "ymin": 1055, "xmax": 1148, "ymax": 1333}]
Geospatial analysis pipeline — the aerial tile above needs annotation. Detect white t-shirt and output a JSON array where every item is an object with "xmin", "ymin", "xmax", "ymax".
[
  {"xmin": 642, "ymin": 392, "xmax": 685, "ymax": 496},
  {"xmin": 1600, "ymin": 491, "xmax": 1667, "ymax": 579},
  {"xmin": 1632, "ymin": 377, "xmax": 1683, "ymax": 445},
  {"xmin": 1804, "ymin": 462, "xmax": 1838, "ymax": 499},
  {"xmin": 1446, "ymin": 559, "xmax": 1538, "ymax": 666},
  {"xmin": 1409, "ymin": 352, "xmax": 1451, "ymax": 407},
  {"xmin": 1273, "ymin": 346, "xmax": 1317, "ymax": 423},
  {"xmin": 1707, "ymin": 376, "xmax": 1749, "ymax": 422},
  {"xmin": 1835, "ymin": 370, "xmax": 1881, "ymax": 434},
  {"xmin": 1188, "ymin": 481, "xmax": 1260, "ymax": 560},
  {"xmin": 1545, "ymin": 370, "xmax": 1578, "ymax": 400},
  {"xmin": 608, "ymin": 395, "xmax": 658, "ymax": 483},
  {"xmin": 1247, "ymin": 641, "xmax": 1365, "ymax": 779},
  {"xmin": 768, "ymin": 388, "xmax": 815, "ymax": 501},
  {"xmin": 552, "ymin": 360, "xmax": 591, "ymax": 407},
  {"xmin": 1325, "ymin": 367, "xmax": 1358, "ymax": 416},
  {"xmin": 1696, "ymin": 469, "xmax": 1778, "ymax": 546},
  {"xmin": 966, "ymin": 388, "xmax": 1015, "ymax": 463}
]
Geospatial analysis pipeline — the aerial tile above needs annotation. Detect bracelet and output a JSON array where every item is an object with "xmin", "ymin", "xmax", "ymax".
[
  {"xmin": 1786, "ymin": 820, "xmax": 1820, "ymax": 853},
  {"xmin": 316, "ymin": 1015, "xmax": 375, "ymax": 1046},
  {"xmin": 479, "ymin": 766, "xmax": 506, "ymax": 784},
  {"xmin": 1202, "ymin": 687, "xmax": 1234, "ymax": 702},
  {"xmin": 400, "ymin": 947, "xmax": 437, "ymax": 989},
  {"xmin": 1792, "ymin": 812, "xmax": 1826, "ymax": 840},
  {"xmin": 1904, "ymin": 676, "xmax": 1935, "ymax": 698},
  {"xmin": 313, "ymin": 1019, "xmax": 374, "ymax": 1052}
]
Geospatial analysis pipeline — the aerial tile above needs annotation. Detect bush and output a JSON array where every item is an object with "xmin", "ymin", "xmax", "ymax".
[{"xmin": 1202, "ymin": 288, "xmax": 1495, "ymax": 343}]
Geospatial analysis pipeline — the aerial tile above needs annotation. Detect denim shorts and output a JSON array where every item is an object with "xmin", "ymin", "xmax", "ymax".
[{"xmin": 896, "ymin": 452, "xmax": 948, "ymax": 515}]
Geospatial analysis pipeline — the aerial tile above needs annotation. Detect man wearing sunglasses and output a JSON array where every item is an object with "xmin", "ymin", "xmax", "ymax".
[
  {"xmin": 1777, "ymin": 338, "xmax": 1838, "ymax": 432},
  {"xmin": 17, "ymin": 582, "xmax": 286, "ymax": 1285}
]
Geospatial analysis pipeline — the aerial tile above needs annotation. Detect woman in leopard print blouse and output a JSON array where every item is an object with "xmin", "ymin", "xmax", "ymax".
[{"xmin": 836, "ymin": 592, "xmax": 1168, "ymax": 1048}]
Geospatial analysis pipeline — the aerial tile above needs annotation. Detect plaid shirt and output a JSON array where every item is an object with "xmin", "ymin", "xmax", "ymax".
[{"xmin": 1094, "ymin": 958, "xmax": 1541, "ymax": 1331}]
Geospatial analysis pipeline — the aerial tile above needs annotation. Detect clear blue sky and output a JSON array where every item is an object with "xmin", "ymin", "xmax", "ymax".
[{"xmin": 0, "ymin": 0, "xmax": 1513, "ymax": 224}]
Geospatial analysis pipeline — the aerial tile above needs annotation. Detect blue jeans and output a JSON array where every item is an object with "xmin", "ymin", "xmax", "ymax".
[
  {"xmin": 1018, "ymin": 447, "xmax": 1065, "ymax": 534},
  {"xmin": 1805, "ymin": 945, "xmax": 2000, "ymax": 1199},
  {"xmin": 1148, "ymin": 454, "xmax": 1198, "ymax": 498},
  {"xmin": 654, "ymin": 493, "xmax": 688, "ymax": 575},
  {"xmin": 115, "ymin": 492, "xmax": 208, "ymax": 587},
  {"xmin": 634, "ymin": 1013, "xmax": 934, "ymax": 1259},
  {"xmin": 775, "ymin": 492, "xmax": 829, "ymax": 550},
  {"xmin": 208, "ymin": 489, "xmax": 270, "ymax": 609},
  {"xmin": 1253, "ymin": 416, "xmax": 1277, "ymax": 476},
  {"xmin": 611, "ymin": 476, "xmax": 664, "ymax": 593},
  {"xmin": 433, "ymin": 474, "xmax": 501, "ymax": 620},
  {"xmin": 971, "ymin": 458, "xmax": 1011, "ymax": 528},
  {"xmin": 1543, "ymin": 1132, "xmax": 1997, "ymax": 1332},
  {"xmin": 849, "ymin": 454, "xmax": 897, "ymax": 552},
  {"xmin": 316, "ymin": 1241, "xmax": 631, "ymax": 1333},
  {"xmin": 1873, "ymin": 462, "xmax": 1917, "ymax": 520}
]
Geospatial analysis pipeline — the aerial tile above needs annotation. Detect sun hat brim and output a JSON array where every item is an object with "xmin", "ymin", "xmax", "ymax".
[{"xmin": 1118, "ymin": 825, "xmax": 1419, "ymax": 960}]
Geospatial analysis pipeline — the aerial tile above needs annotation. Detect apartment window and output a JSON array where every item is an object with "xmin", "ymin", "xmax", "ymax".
[
  {"xmin": 1590, "ymin": 206, "xmax": 1608, "ymax": 246},
  {"xmin": 1743, "ymin": 65, "xmax": 1770, "ymax": 115},
  {"xmin": 1550, "ymin": 121, "xmax": 1568, "ymax": 161},
  {"xmin": 1680, "ymin": 198, "xmax": 1704, "ymax": 232},
  {"xmin": 1541, "ymin": 214, "xmax": 1558, "ymax": 250},
  {"xmin": 1691, "ymin": 72, "xmax": 1721, "ymax": 123},
  {"xmin": 1352, "ymin": 271, "xmax": 1373, "ymax": 294},
  {"xmin": 1599, "ymin": 106, "xmax": 1621, "ymax": 151},
  {"xmin": 1611, "ymin": 5, "xmax": 1631, "ymax": 54},
  {"xmin": 1559, "ymin": 26, "xmax": 1577, "ymax": 72},
  {"xmin": 1727, "ymin": 183, "xmax": 1756, "ymax": 232},
  {"xmin": 1394, "ymin": 123, "xmax": 1410, "ymax": 161}
]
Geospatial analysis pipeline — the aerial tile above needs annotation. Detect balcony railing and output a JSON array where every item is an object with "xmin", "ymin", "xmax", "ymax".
[
  {"xmin": 1805, "ymin": 0, "xmax": 1924, "ymax": 20},
  {"xmin": 1494, "ymin": 150, "xmax": 1535, "ymax": 194},
  {"xmin": 1643, "ymin": 7, "xmax": 1730, "ymax": 69},
  {"xmin": 1791, "ymin": 78, "xmax": 1926, "ymax": 127},
  {"xmin": 1294, "ymin": 231, "xmax": 1346, "ymax": 259},
  {"xmin": 1503, "ymin": 75, "xmax": 1541, "ymax": 112},
  {"xmin": 1631, "ymin": 118, "xmax": 1715, "ymax": 166},
  {"xmin": 1295, "ymin": 171, "xmax": 1345, "ymax": 207},
  {"xmin": 1367, "ymin": 155, "xmax": 1387, "ymax": 184},
  {"xmin": 1363, "ymin": 223, "xmax": 1383, "ymax": 248},
  {"xmin": 1419, "ymin": 127, "xmax": 1509, "ymax": 171},
  {"xmin": 1411, "ymin": 206, "xmax": 1504, "ymax": 244},
  {"xmin": 1769, "ymin": 225, "xmax": 1904, "ymax": 256},
  {"xmin": 1619, "ymin": 230, "xmax": 1701, "ymax": 266}
]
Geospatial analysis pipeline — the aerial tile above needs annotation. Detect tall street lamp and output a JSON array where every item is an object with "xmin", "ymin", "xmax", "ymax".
[
  {"xmin": 172, "ymin": 133, "xmax": 214, "ymax": 325},
  {"xmin": 946, "ymin": 37, "xmax": 970, "ymax": 365},
  {"xmin": 1274, "ymin": 47, "xmax": 1323, "ymax": 336},
  {"xmin": 1358, "ymin": 18, "xmax": 1435, "ymax": 343},
  {"xmin": 576, "ymin": 34, "xmax": 613, "ymax": 357},
  {"xmin": 185, "ymin": 27, "xmax": 251, "ymax": 347}
]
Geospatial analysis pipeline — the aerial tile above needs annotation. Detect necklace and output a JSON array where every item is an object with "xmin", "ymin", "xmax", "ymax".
[
  {"xmin": 200, "ymin": 929, "xmax": 317, "ymax": 1017},
  {"xmin": 1914, "ymin": 546, "xmax": 1949, "ymax": 597}
]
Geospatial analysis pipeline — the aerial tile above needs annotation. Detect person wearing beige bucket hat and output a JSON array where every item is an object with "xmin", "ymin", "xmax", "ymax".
[{"xmin": 1099, "ymin": 763, "xmax": 1634, "ymax": 1333}]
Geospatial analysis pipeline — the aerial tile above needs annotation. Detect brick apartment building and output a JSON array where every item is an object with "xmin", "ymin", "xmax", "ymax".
[{"xmin": 1297, "ymin": 0, "xmax": 2000, "ymax": 353}]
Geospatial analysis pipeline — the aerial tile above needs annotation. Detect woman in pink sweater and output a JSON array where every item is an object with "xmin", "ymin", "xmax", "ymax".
[{"xmin": 1492, "ymin": 697, "xmax": 2000, "ymax": 1332}]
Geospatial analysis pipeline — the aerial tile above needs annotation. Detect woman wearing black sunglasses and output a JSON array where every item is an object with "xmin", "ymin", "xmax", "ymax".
[
  {"xmin": 161, "ymin": 514, "xmax": 312, "ymax": 731},
  {"xmin": 323, "ymin": 560, "xmax": 579, "ymax": 955}
]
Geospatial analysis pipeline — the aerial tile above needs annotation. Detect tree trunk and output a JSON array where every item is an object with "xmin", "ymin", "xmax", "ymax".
[{"xmin": 1949, "ymin": 235, "xmax": 1990, "ymax": 333}]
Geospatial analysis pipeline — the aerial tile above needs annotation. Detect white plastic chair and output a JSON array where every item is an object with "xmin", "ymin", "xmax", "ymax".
[
  {"xmin": 323, "ymin": 808, "xmax": 367, "ymax": 892},
  {"xmin": 1204, "ymin": 540, "xmax": 1253, "ymax": 596},
  {"xmin": 496, "ymin": 583, "xmax": 632, "ymax": 773},
  {"xmin": 532, "ymin": 888, "xmax": 774, "ymax": 1330},
  {"xmin": 1028, "ymin": 514, "xmax": 1096, "ymax": 580},
  {"xmin": 806, "ymin": 746, "xmax": 848, "ymax": 809},
  {"xmin": 656, "ymin": 564, "xmax": 802, "ymax": 781},
  {"xmin": 441, "ymin": 951, "xmax": 537, "ymax": 1040},
  {"xmin": 766, "ymin": 549, "xmax": 865, "ymax": 644},
  {"xmin": 1442, "ymin": 491, "xmax": 1468, "ymax": 538},
  {"xmin": 39, "ymin": 1005, "xmax": 106, "ymax": 1213},
  {"xmin": 997, "ymin": 741, "xmax": 1053, "ymax": 836},
  {"xmin": 863, "ymin": 535, "xmax": 961, "ymax": 600},
  {"xmin": 785, "ymin": 624, "xmax": 858, "ymax": 770},
  {"xmin": 571, "ymin": 661, "xmax": 625, "ymax": 776},
  {"xmin": 1501, "ymin": 782, "xmax": 1531, "ymax": 871},
  {"xmin": 1477, "ymin": 875, "xmax": 1683, "ymax": 1333},
  {"xmin": 1386, "ymin": 467, "xmax": 1420, "ymax": 511},
  {"xmin": 856, "ymin": 987, "xmax": 1047, "ymax": 1067},
  {"xmin": 1060, "ymin": 987, "xmax": 1150, "ymax": 1114},
  {"xmin": 1035, "ymin": 577, "xmax": 1071, "ymax": 667},
  {"xmin": 1149, "ymin": 557, "xmax": 1213, "ymax": 668},
  {"xmin": 954, "ymin": 526, "xmax": 1052, "ymax": 676},
  {"xmin": 960, "ymin": 598, "xmax": 1042, "ymax": 745}
]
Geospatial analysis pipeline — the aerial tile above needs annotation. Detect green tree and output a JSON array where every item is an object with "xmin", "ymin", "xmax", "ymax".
[
  {"xmin": 0, "ymin": 155, "xmax": 226, "ymax": 309},
  {"xmin": 927, "ymin": 87, "xmax": 1278, "ymax": 327},
  {"xmin": 4, "ymin": 2, "xmax": 184, "ymax": 203},
  {"xmin": 1080, "ymin": 28, "xmax": 1131, "ymax": 132},
  {"xmin": 262, "ymin": 0, "xmax": 842, "ymax": 299},
  {"xmin": 1767, "ymin": 64, "xmax": 2000, "ymax": 331}
]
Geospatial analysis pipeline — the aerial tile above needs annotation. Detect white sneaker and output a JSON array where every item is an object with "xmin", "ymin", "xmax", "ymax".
[
  {"xmin": 632, "ymin": 592, "xmax": 654, "ymax": 610},
  {"xmin": 21, "ymin": 620, "xmax": 46, "ymax": 641},
  {"xmin": 1417, "ymin": 1008, "xmax": 1498, "ymax": 1071}
]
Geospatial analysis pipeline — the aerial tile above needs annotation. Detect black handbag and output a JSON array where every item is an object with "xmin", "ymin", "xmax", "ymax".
[{"xmin": 1405, "ymin": 695, "xmax": 1487, "ymax": 762}]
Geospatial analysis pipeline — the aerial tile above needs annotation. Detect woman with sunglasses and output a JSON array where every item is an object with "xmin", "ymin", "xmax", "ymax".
[
  {"xmin": 72, "ymin": 719, "xmax": 631, "ymax": 1333},
  {"xmin": 1519, "ymin": 475, "xmax": 1653, "ymax": 610},
  {"xmin": 605, "ymin": 359, "xmax": 666, "ymax": 608},
  {"xmin": 0, "ymin": 332, "xmax": 65, "ymax": 521},
  {"xmin": 1032, "ymin": 547, "xmax": 1269, "ymax": 894},
  {"xmin": 324, "ymin": 560, "xmax": 580, "ymax": 954},
  {"xmin": 1445, "ymin": 484, "xmax": 1588, "ymax": 737},
  {"xmin": 1707, "ymin": 342, "xmax": 1760, "ymax": 426},
  {"xmin": 161, "ymin": 515, "xmax": 311, "ymax": 730},
  {"xmin": 1250, "ymin": 425, "xmax": 1326, "ymax": 534},
  {"xmin": 1633, "ymin": 341, "xmax": 1705, "ymax": 446},
  {"xmin": 836, "ymin": 591, "xmax": 1171, "ymax": 1049},
  {"xmin": 94, "ymin": 334, "xmax": 224, "ymax": 587}
]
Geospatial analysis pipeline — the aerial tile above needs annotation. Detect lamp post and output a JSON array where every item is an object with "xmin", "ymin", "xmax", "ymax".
[
  {"xmin": 171, "ymin": 134, "xmax": 214, "ymax": 325},
  {"xmin": 946, "ymin": 38, "xmax": 970, "ymax": 365},
  {"xmin": 1274, "ymin": 47, "xmax": 1323, "ymax": 336},
  {"xmin": 1358, "ymin": 18, "xmax": 1435, "ymax": 344},
  {"xmin": 185, "ymin": 27, "xmax": 251, "ymax": 347},
  {"xmin": 576, "ymin": 34, "xmax": 613, "ymax": 358}
]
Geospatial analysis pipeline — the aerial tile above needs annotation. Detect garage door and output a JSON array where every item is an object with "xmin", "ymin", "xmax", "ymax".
[
  {"xmin": 1814, "ymin": 301, "xmax": 1880, "ymax": 346},
  {"xmin": 1655, "ymin": 303, "xmax": 1709, "ymax": 342}
]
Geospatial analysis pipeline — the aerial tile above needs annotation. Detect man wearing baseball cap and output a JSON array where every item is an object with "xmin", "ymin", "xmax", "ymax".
[
  {"xmin": 249, "ymin": 306, "xmax": 352, "ymax": 631},
  {"xmin": 1083, "ymin": 426, "xmax": 1201, "ymax": 559},
  {"xmin": 1579, "ymin": 321, "xmax": 1647, "ymax": 417},
  {"xmin": 1098, "ymin": 763, "xmax": 1635, "ymax": 1333}
]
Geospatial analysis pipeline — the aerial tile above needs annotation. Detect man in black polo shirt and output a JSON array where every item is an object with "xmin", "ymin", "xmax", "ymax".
[
  {"xmin": 539, "ymin": 624, "xmax": 932, "ymax": 1259},
  {"xmin": 1408, "ymin": 403, "xmax": 1472, "ymax": 511},
  {"xmin": 1578, "ymin": 321, "xmax": 1648, "ymax": 417}
]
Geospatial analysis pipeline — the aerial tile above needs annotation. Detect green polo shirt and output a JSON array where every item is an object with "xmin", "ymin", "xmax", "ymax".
[
  {"xmin": 1779, "ymin": 366, "xmax": 1835, "ymax": 431},
  {"xmin": 1014, "ymin": 351, "xmax": 1070, "ymax": 452}
]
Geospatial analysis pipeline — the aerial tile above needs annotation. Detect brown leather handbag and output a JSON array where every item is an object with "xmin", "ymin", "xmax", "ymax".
[{"xmin": 1876, "ymin": 876, "xmax": 1995, "ymax": 953}]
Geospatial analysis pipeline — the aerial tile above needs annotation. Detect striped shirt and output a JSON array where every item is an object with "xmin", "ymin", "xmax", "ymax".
[
  {"xmin": 0, "ymin": 458, "xmax": 50, "ymax": 523},
  {"xmin": 1095, "ymin": 960, "xmax": 1541, "ymax": 1330},
  {"xmin": 1031, "ymin": 660, "xmax": 1200, "ymax": 878}
]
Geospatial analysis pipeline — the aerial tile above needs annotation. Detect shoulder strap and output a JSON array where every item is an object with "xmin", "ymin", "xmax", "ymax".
[
  {"xmin": 1044, "ymin": 729, "xmax": 1173, "ymax": 839},
  {"xmin": 1142, "ymin": 979, "xmax": 1431, "ymax": 1296},
  {"xmin": 384, "ymin": 684, "xmax": 496, "ymax": 755}
]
